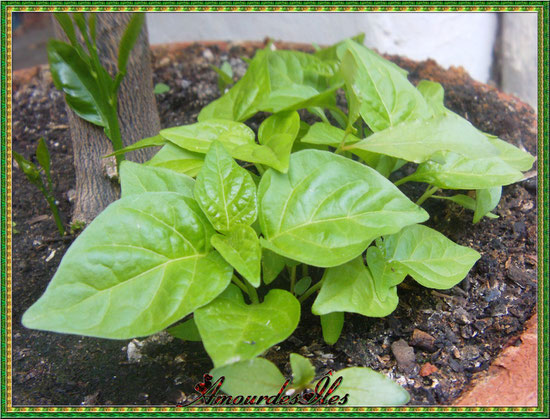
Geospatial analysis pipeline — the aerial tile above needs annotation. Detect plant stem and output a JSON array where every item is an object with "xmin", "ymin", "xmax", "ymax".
[
  {"xmin": 231, "ymin": 275, "xmax": 249, "ymax": 295},
  {"xmin": 254, "ymin": 163, "xmax": 266, "ymax": 176},
  {"xmin": 246, "ymin": 280, "xmax": 260, "ymax": 304},
  {"xmin": 107, "ymin": 112, "xmax": 125, "ymax": 168},
  {"xmin": 416, "ymin": 185, "xmax": 440, "ymax": 206},
  {"xmin": 302, "ymin": 264, "xmax": 309, "ymax": 278},
  {"xmin": 290, "ymin": 266, "xmax": 297, "ymax": 295},
  {"xmin": 394, "ymin": 174, "xmax": 416, "ymax": 186},
  {"xmin": 298, "ymin": 272, "xmax": 326, "ymax": 304}
]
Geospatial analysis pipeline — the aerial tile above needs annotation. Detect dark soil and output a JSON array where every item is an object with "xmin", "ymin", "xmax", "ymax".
[{"xmin": 11, "ymin": 41, "xmax": 537, "ymax": 406}]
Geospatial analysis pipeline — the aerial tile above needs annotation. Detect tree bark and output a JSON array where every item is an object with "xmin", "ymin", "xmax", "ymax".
[{"xmin": 53, "ymin": 13, "xmax": 161, "ymax": 224}]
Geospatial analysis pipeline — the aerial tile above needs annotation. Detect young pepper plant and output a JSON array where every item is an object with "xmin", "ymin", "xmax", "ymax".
[
  {"xmin": 48, "ymin": 12, "xmax": 144, "ymax": 167},
  {"xmin": 22, "ymin": 36, "xmax": 535, "ymax": 405}
]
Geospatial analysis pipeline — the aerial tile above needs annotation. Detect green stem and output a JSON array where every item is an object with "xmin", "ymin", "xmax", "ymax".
[
  {"xmin": 290, "ymin": 266, "xmax": 297, "ymax": 295},
  {"xmin": 298, "ymin": 272, "xmax": 326, "ymax": 304},
  {"xmin": 231, "ymin": 275, "xmax": 249, "ymax": 295},
  {"xmin": 302, "ymin": 264, "xmax": 309, "ymax": 278},
  {"xmin": 335, "ymin": 130, "xmax": 352, "ymax": 155},
  {"xmin": 107, "ymin": 110, "xmax": 124, "ymax": 168},
  {"xmin": 394, "ymin": 174, "xmax": 416, "ymax": 186},
  {"xmin": 254, "ymin": 163, "xmax": 266, "ymax": 176},
  {"xmin": 246, "ymin": 280, "xmax": 260, "ymax": 304},
  {"xmin": 416, "ymin": 185, "xmax": 440, "ymax": 206}
]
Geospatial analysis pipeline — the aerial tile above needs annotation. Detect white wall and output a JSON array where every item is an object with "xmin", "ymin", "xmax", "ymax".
[{"xmin": 146, "ymin": 12, "xmax": 498, "ymax": 83}]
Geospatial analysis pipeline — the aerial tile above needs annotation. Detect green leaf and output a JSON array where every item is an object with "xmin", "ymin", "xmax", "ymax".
[
  {"xmin": 36, "ymin": 138, "xmax": 51, "ymax": 177},
  {"xmin": 409, "ymin": 152, "xmax": 524, "ymax": 189},
  {"xmin": 379, "ymin": 224, "xmax": 480, "ymax": 289},
  {"xmin": 262, "ymin": 248, "xmax": 286, "ymax": 285},
  {"xmin": 22, "ymin": 192, "xmax": 233, "ymax": 339},
  {"xmin": 435, "ymin": 194, "xmax": 477, "ymax": 210},
  {"xmin": 117, "ymin": 13, "xmax": 144, "ymax": 74},
  {"xmin": 257, "ymin": 111, "xmax": 300, "ymax": 173},
  {"xmin": 211, "ymin": 62, "xmax": 233, "ymax": 93},
  {"xmin": 13, "ymin": 151, "xmax": 42, "ymax": 188},
  {"xmin": 366, "ymin": 246, "xmax": 407, "ymax": 288},
  {"xmin": 416, "ymin": 80, "xmax": 446, "ymax": 115},
  {"xmin": 211, "ymin": 224, "xmax": 261, "ymax": 287},
  {"xmin": 320, "ymin": 312, "xmax": 344, "ymax": 345},
  {"xmin": 54, "ymin": 13, "xmax": 78, "ymax": 48},
  {"xmin": 312, "ymin": 256, "xmax": 399, "ymax": 317},
  {"xmin": 119, "ymin": 161, "xmax": 195, "ymax": 198},
  {"xmin": 108, "ymin": 134, "xmax": 166, "ymax": 157},
  {"xmin": 167, "ymin": 318, "xmax": 201, "ymax": 341},
  {"xmin": 346, "ymin": 114, "xmax": 500, "ymax": 164},
  {"xmin": 339, "ymin": 40, "xmax": 432, "ymax": 132},
  {"xmin": 47, "ymin": 39, "xmax": 111, "ymax": 128},
  {"xmin": 211, "ymin": 358, "xmax": 285, "ymax": 397},
  {"xmin": 153, "ymin": 83, "xmax": 170, "ymax": 94},
  {"xmin": 194, "ymin": 141, "xmax": 257, "ymax": 232},
  {"xmin": 484, "ymin": 134, "xmax": 535, "ymax": 171},
  {"xmin": 473, "ymin": 187, "xmax": 501, "ymax": 224},
  {"xmin": 299, "ymin": 122, "xmax": 360, "ymax": 147},
  {"xmin": 195, "ymin": 285, "xmax": 301, "ymax": 367},
  {"xmin": 290, "ymin": 353, "xmax": 315, "ymax": 390},
  {"xmin": 331, "ymin": 367, "xmax": 410, "ymax": 406},
  {"xmin": 294, "ymin": 276, "xmax": 312, "ymax": 296},
  {"xmin": 258, "ymin": 150, "xmax": 428, "ymax": 267},
  {"xmin": 146, "ymin": 143, "xmax": 204, "ymax": 177}
]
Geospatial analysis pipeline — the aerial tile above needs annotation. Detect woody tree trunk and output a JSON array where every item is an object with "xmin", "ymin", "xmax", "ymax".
[{"xmin": 53, "ymin": 13, "xmax": 161, "ymax": 224}]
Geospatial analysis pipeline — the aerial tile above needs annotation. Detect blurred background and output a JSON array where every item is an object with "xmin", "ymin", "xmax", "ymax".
[{"xmin": 13, "ymin": 12, "xmax": 538, "ymax": 109}]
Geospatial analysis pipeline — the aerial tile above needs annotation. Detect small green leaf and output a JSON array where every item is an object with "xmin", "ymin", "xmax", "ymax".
[
  {"xmin": 259, "ymin": 150, "xmax": 428, "ymax": 267},
  {"xmin": 119, "ymin": 161, "xmax": 195, "ymax": 198},
  {"xmin": 211, "ymin": 62, "xmax": 233, "ymax": 93},
  {"xmin": 258, "ymin": 111, "xmax": 300, "ymax": 172},
  {"xmin": 473, "ymin": 187, "xmax": 501, "ymax": 224},
  {"xmin": 194, "ymin": 141, "xmax": 257, "ymax": 233},
  {"xmin": 167, "ymin": 318, "xmax": 201, "ymax": 341},
  {"xmin": 108, "ymin": 134, "xmax": 166, "ymax": 157},
  {"xmin": 290, "ymin": 353, "xmax": 315, "ymax": 390},
  {"xmin": 331, "ymin": 367, "xmax": 410, "ymax": 406},
  {"xmin": 22, "ymin": 192, "xmax": 233, "ymax": 339},
  {"xmin": 13, "ymin": 151, "xmax": 42, "ymax": 187},
  {"xmin": 409, "ymin": 152, "xmax": 524, "ymax": 189},
  {"xmin": 294, "ymin": 276, "xmax": 312, "ymax": 296},
  {"xmin": 211, "ymin": 225, "xmax": 261, "ymax": 287},
  {"xmin": 299, "ymin": 122, "xmax": 360, "ymax": 147},
  {"xmin": 195, "ymin": 285, "xmax": 300, "ymax": 367},
  {"xmin": 366, "ymin": 246, "xmax": 407, "ymax": 288},
  {"xmin": 35, "ymin": 138, "xmax": 51, "ymax": 177},
  {"xmin": 153, "ymin": 83, "xmax": 170, "ymax": 94},
  {"xmin": 146, "ymin": 143, "xmax": 204, "ymax": 177},
  {"xmin": 320, "ymin": 312, "xmax": 344, "ymax": 345},
  {"xmin": 312, "ymin": 256, "xmax": 399, "ymax": 317},
  {"xmin": 117, "ymin": 13, "xmax": 145, "ymax": 74},
  {"xmin": 262, "ymin": 248, "xmax": 286, "ymax": 285},
  {"xmin": 379, "ymin": 224, "xmax": 481, "ymax": 289},
  {"xmin": 211, "ymin": 358, "xmax": 285, "ymax": 398},
  {"xmin": 435, "ymin": 194, "xmax": 477, "ymax": 210}
]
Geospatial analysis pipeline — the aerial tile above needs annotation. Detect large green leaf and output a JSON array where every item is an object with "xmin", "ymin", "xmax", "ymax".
[
  {"xmin": 194, "ymin": 141, "xmax": 257, "ymax": 232},
  {"xmin": 473, "ymin": 187, "xmax": 501, "ymax": 224},
  {"xmin": 145, "ymin": 143, "xmax": 204, "ymax": 177},
  {"xmin": 47, "ymin": 39, "xmax": 110, "ymax": 128},
  {"xmin": 22, "ymin": 192, "xmax": 232, "ymax": 339},
  {"xmin": 409, "ymin": 152, "xmax": 524, "ymax": 189},
  {"xmin": 312, "ymin": 256, "xmax": 399, "ymax": 317},
  {"xmin": 167, "ymin": 318, "xmax": 201, "ymax": 342},
  {"xmin": 346, "ymin": 114, "xmax": 500, "ymax": 164},
  {"xmin": 379, "ymin": 224, "xmax": 480, "ymax": 289},
  {"xmin": 331, "ymin": 367, "xmax": 410, "ymax": 406},
  {"xmin": 339, "ymin": 39, "xmax": 432, "ymax": 132},
  {"xmin": 119, "ymin": 161, "xmax": 195, "ymax": 198},
  {"xmin": 258, "ymin": 150, "xmax": 428, "ymax": 267},
  {"xmin": 211, "ymin": 224, "xmax": 261, "ymax": 287},
  {"xmin": 290, "ymin": 353, "xmax": 315, "ymax": 390},
  {"xmin": 485, "ymin": 134, "xmax": 535, "ymax": 171},
  {"xmin": 211, "ymin": 358, "xmax": 286, "ymax": 398},
  {"xmin": 194, "ymin": 285, "xmax": 300, "ymax": 367}
]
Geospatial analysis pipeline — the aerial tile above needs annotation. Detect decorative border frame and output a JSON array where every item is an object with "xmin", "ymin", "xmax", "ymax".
[{"xmin": 1, "ymin": 1, "xmax": 548, "ymax": 417}]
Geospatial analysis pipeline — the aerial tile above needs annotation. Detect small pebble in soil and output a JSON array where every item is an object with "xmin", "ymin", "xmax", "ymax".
[
  {"xmin": 410, "ymin": 329, "xmax": 436, "ymax": 352},
  {"xmin": 391, "ymin": 339, "xmax": 416, "ymax": 374}
]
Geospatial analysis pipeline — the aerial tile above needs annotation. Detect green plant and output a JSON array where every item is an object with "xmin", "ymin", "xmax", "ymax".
[
  {"xmin": 48, "ymin": 12, "xmax": 144, "ymax": 167},
  {"xmin": 22, "ymin": 36, "xmax": 534, "ymax": 405},
  {"xmin": 210, "ymin": 61, "xmax": 234, "ymax": 94},
  {"xmin": 14, "ymin": 138, "xmax": 65, "ymax": 236},
  {"xmin": 154, "ymin": 82, "xmax": 170, "ymax": 94}
]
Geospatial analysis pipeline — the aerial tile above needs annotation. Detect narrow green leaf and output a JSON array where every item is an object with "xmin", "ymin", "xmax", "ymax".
[
  {"xmin": 54, "ymin": 13, "xmax": 78, "ymax": 48},
  {"xmin": 36, "ymin": 138, "xmax": 51, "ymax": 177},
  {"xmin": 211, "ymin": 224, "xmax": 261, "ymax": 287},
  {"xmin": 290, "ymin": 353, "xmax": 315, "ymax": 390},
  {"xmin": 22, "ymin": 192, "xmax": 233, "ymax": 339},
  {"xmin": 299, "ymin": 122, "xmax": 360, "ymax": 147},
  {"xmin": 146, "ymin": 143, "xmax": 204, "ymax": 177},
  {"xmin": 211, "ymin": 358, "xmax": 285, "ymax": 398},
  {"xmin": 194, "ymin": 141, "xmax": 258, "ymax": 233},
  {"xmin": 13, "ymin": 151, "xmax": 42, "ymax": 187},
  {"xmin": 195, "ymin": 285, "xmax": 301, "ymax": 367},
  {"xmin": 294, "ymin": 276, "xmax": 312, "ymax": 296},
  {"xmin": 320, "ymin": 312, "xmax": 344, "ymax": 345},
  {"xmin": 312, "ymin": 257, "xmax": 399, "ymax": 317},
  {"xmin": 379, "ymin": 224, "xmax": 480, "ymax": 289},
  {"xmin": 117, "ymin": 13, "xmax": 145, "ymax": 74},
  {"xmin": 435, "ymin": 194, "xmax": 477, "ymax": 210},
  {"xmin": 119, "ymin": 161, "xmax": 195, "ymax": 198},
  {"xmin": 331, "ymin": 367, "xmax": 410, "ymax": 406},
  {"xmin": 107, "ymin": 134, "xmax": 166, "ymax": 157},
  {"xmin": 409, "ymin": 152, "xmax": 524, "ymax": 189},
  {"xmin": 167, "ymin": 318, "xmax": 201, "ymax": 341},
  {"xmin": 473, "ymin": 187, "xmax": 501, "ymax": 224},
  {"xmin": 258, "ymin": 150, "xmax": 428, "ymax": 267}
]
